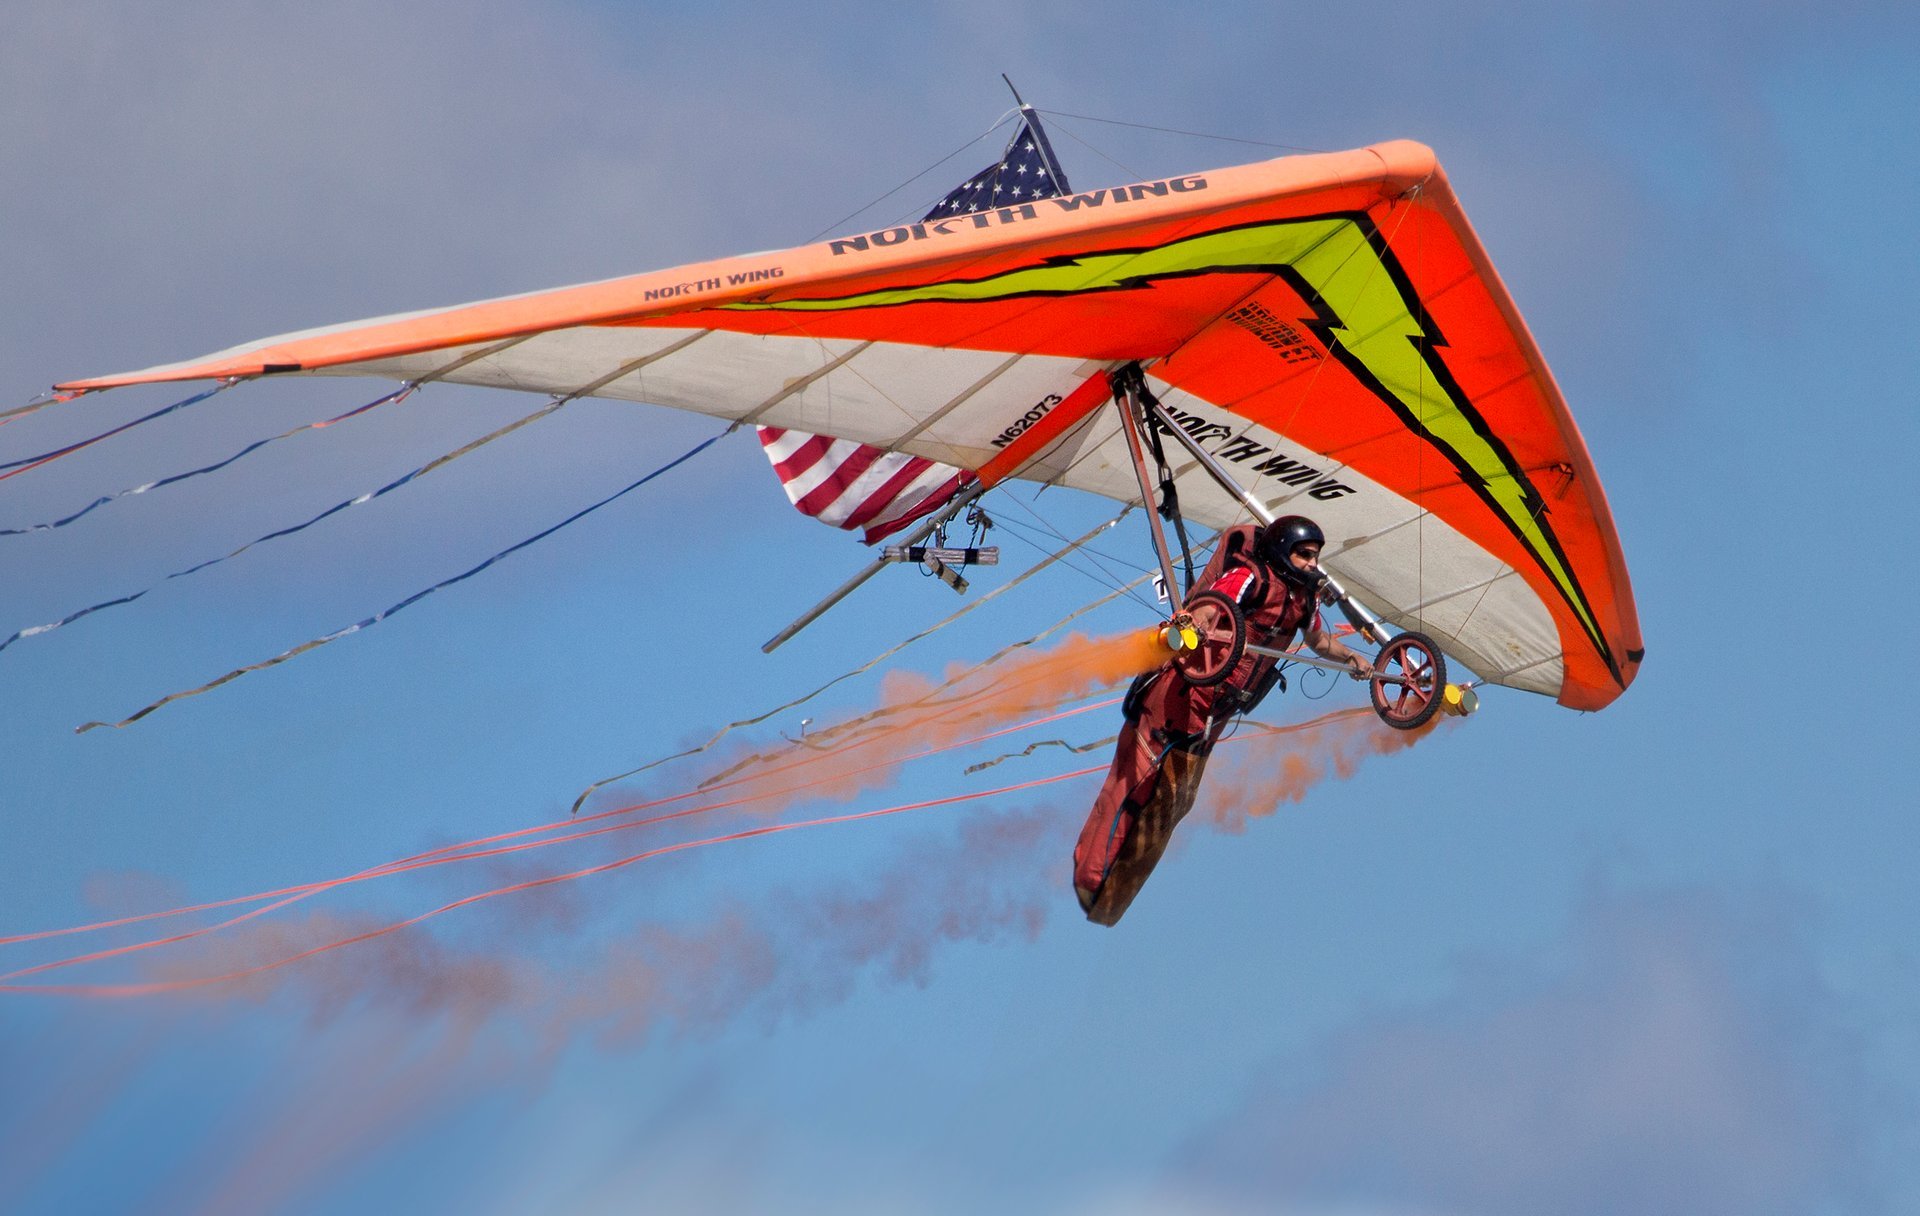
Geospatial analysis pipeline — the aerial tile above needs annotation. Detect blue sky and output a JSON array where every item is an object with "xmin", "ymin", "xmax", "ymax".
[{"xmin": 3, "ymin": 2, "xmax": 1917, "ymax": 1212}]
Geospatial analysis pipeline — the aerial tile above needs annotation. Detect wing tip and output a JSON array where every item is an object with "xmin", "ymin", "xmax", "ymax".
[
  {"xmin": 55, "ymin": 358, "xmax": 271, "ymax": 393},
  {"xmin": 1359, "ymin": 139, "xmax": 1440, "ymax": 195}
]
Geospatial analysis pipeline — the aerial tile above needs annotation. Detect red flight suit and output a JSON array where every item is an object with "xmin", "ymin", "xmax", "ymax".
[{"xmin": 1072, "ymin": 524, "xmax": 1320, "ymax": 925}]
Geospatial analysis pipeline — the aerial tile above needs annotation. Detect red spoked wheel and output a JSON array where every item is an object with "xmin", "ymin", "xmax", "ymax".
[
  {"xmin": 1370, "ymin": 631, "xmax": 1446, "ymax": 730},
  {"xmin": 1168, "ymin": 590, "xmax": 1245, "ymax": 687}
]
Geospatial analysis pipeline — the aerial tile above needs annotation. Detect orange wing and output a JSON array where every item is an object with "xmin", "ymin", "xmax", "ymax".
[{"xmin": 61, "ymin": 141, "xmax": 1640, "ymax": 709}]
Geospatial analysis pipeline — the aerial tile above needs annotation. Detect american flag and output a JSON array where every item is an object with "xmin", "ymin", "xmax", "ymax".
[
  {"xmin": 756, "ymin": 427, "xmax": 971, "ymax": 544},
  {"xmin": 922, "ymin": 113, "xmax": 1071, "ymax": 220},
  {"xmin": 756, "ymin": 110, "xmax": 1068, "ymax": 543}
]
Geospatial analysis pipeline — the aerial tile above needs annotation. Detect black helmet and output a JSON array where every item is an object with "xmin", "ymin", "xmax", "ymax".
[{"xmin": 1257, "ymin": 516, "xmax": 1325, "ymax": 588}]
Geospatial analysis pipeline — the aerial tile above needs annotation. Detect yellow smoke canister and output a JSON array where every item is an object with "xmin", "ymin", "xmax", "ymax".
[{"xmin": 1439, "ymin": 683, "xmax": 1479, "ymax": 717}]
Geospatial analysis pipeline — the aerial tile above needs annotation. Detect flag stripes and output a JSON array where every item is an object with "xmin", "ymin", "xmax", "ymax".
[{"xmin": 756, "ymin": 427, "xmax": 969, "ymax": 543}]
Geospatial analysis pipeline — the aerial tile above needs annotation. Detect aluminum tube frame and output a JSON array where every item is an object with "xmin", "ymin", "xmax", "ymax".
[
  {"xmin": 1134, "ymin": 388, "xmax": 1397, "ymax": 647},
  {"xmin": 1112, "ymin": 382, "xmax": 1183, "ymax": 607},
  {"xmin": 1242, "ymin": 641, "xmax": 1413, "ymax": 685},
  {"xmin": 760, "ymin": 482, "xmax": 987, "ymax": 653}
]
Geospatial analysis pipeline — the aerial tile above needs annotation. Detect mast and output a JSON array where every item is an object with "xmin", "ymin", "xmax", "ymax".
[{"xmin": 1001, "ymin": 74, "xmax": 1071, "ymax": 193}]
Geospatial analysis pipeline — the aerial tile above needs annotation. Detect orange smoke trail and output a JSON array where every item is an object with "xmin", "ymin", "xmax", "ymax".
[
  {"xmin": 691, "ymin": 627, "xmax": 1163, "ymax": 806},
  {"xmin": 185, "ymin": 1018, "xmax": 497, "ymax": 1216},
  {"xmin": 0, "ymin": 628, "xmax": 1157, "ymax": 957},
  {"xmin": 0, "ymin": 699, "xmax": 1456, "ymax": 1010},
  {"xmin": 0, "ymin": 629, "xmax": 1176, "ymax": 1004},
  {"xmin": 0, "ymin": 1019, "xmax": 170, "ymax": 1198},
  {"xmin": 1201, "ymin": 707, "xmax": 1452, "ymax": 833},
  {"xmin": 3, "ymin": 686, "xmax": 1446, "ymax": 1009},
  {"xmin": 0, "ymin": 696, "xmax": 1123, "ymax": 985},
  {"xmin": 0, "ymin": 764, "xmax": 1106, "ymax": 998},
  {"xmin": 0, "ymin": 708, "xmax": 1441, "ymax": 997}
]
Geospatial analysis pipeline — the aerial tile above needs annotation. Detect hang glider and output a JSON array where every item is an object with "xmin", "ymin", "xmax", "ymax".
[{"xmin": 59, "ymin": 138, "xmax": 1642, "ymax": 711}]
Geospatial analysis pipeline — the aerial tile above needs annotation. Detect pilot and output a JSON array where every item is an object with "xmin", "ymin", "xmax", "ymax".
[{"xmin": 1072, "ymin": 515, "xmax": 1374, "ymax": 925}]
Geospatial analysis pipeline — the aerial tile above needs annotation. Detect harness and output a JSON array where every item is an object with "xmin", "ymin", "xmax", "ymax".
[{"xmin": 1120, "ymin": 538, "xmax": 1316, "ymax": 742}]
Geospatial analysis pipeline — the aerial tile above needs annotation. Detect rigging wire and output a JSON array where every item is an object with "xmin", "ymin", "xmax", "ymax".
[
  {"xmin": 804, "ymin": 108, "xmax": 1020, "ymax": 244},
  {"xmin": 1042, "ymin": 121, "xmax": 1147, "ymax": 187},
  {"xmin": 811, "ymin": 103, "xmax": 1322, "ymax": 244},
  {"xmin": 993, "ymin": 494, "xmax": 1152, "ymax": 572},
  {"xmin": 984, "ymin": 407, "xmax": 1171, "ymax": 598},
  {"xmin": 1452, "ymin": 563, "xmax": 1509, "ymax": 645},
  {"xmin": 993, "ymin": 511, "xmax": 1154, "ymax": 576},
  {"xmin": 1415, "ymin": 193, "xmax": 1426, "ymax": 633},
  {"xmin": 568, "ymin": 505, "xmax": 1138, "ymax": 811},
  {"xmin": 1001, "ymin": 532, "xmax": 1151, "ymax": 609},
  {"xmin": 991, "ymin": 514, "xmax": 1160, "ymax": 613},
  {"xmin": 1036, "ymin": 109, "xmax": 1330, "ymax": 155}
]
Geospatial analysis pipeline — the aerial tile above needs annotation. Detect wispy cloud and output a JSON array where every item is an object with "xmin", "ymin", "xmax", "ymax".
[{"xmin": 1170, "ymin": 885, "xmax": 1876, "ymax": 1215}]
